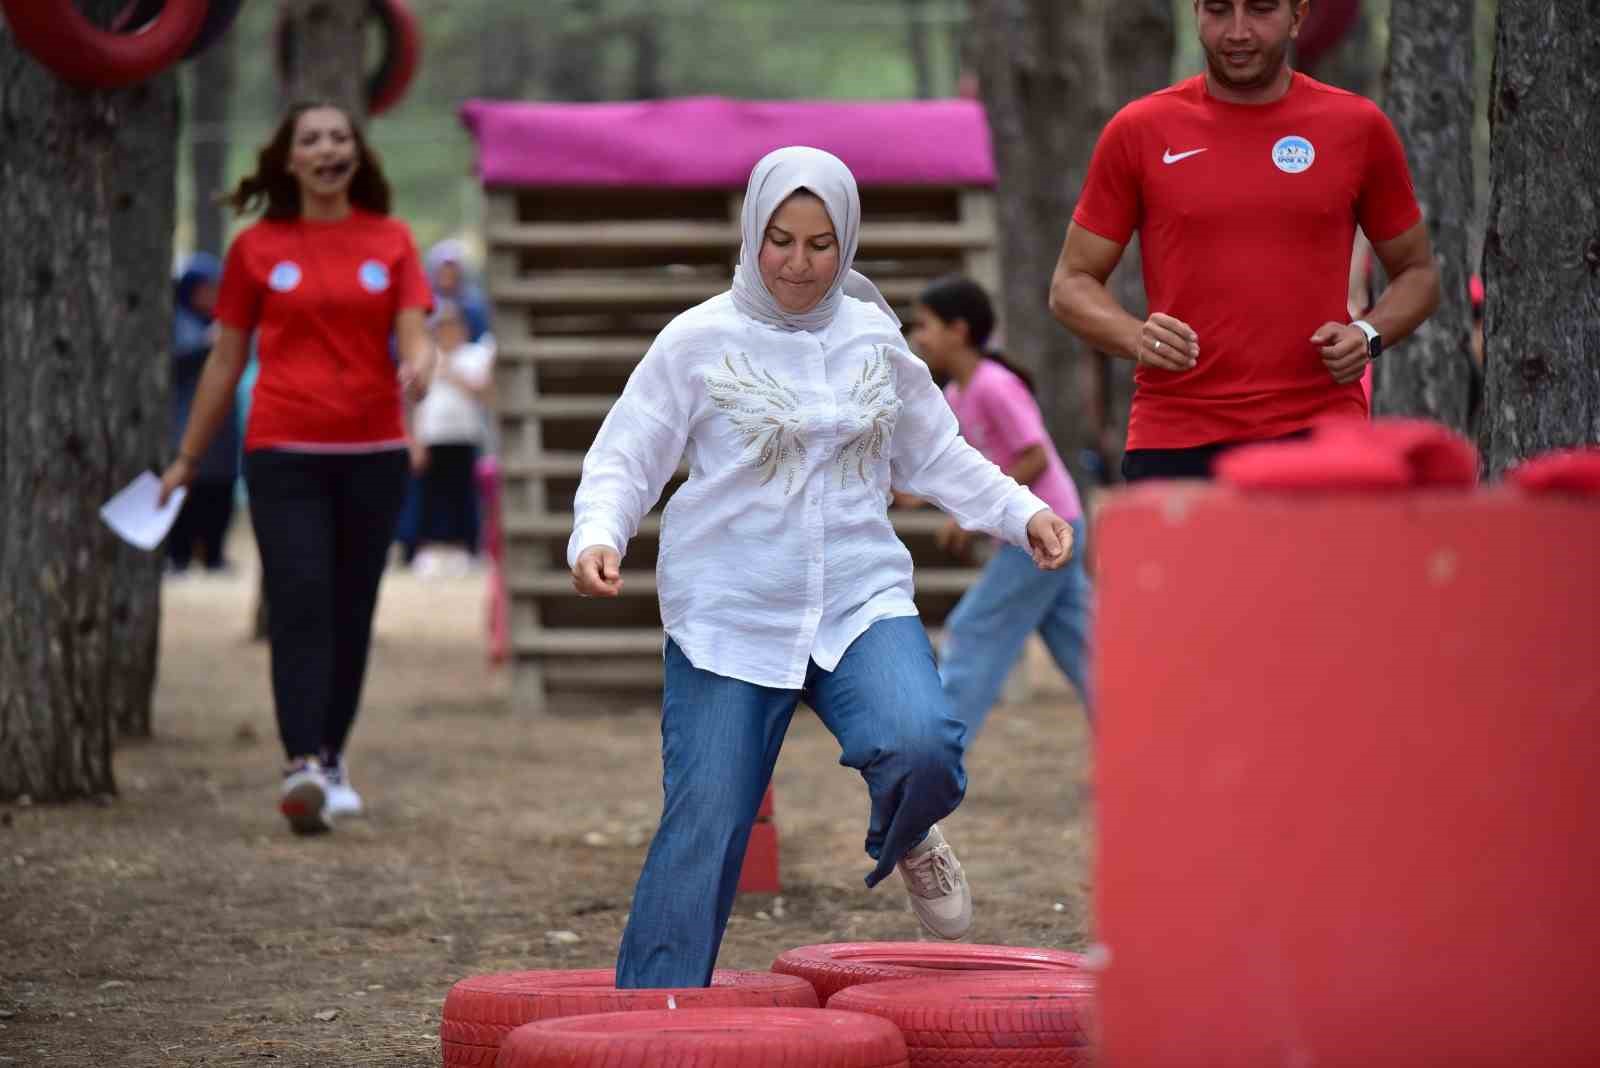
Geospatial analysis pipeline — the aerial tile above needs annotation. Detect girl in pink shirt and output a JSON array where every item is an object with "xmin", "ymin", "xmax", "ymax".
[{"xmin": 909, "ymin": 276, "xmax": 1094, "ymax": 737}]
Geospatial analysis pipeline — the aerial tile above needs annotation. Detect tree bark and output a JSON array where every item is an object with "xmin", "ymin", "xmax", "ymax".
[
  {"xmin": 189, "ymin": 30, "xmax": 234, "ymax": 257},
  {"xmin": 1372, "ymin": 0, "xmax": 1477, "ymax": 433},
  {"xmin": 631, "ymin": 13, "xmax": 665, "ymax": 100},
  {"xmin": 0, "ymin": 1, "xmax": 179, "ymax": 797},
  {"xmin": 906, "ymin": 0, "xmax": 937, "ymax": 99},
  {"xmin": 969, "ymin": 0, "xmax": 1109, "ymax": 486},
  {"xmin": 281, "ymin": 0, "xmax": 368, "ymax": 117},
  {"xmin": 1479, "ymin": 0, "xmax": 1600, "ymax": 476},
  {"xmin": 1097, "ymin": 0, "xmax": 1175, "ymax": 477}
]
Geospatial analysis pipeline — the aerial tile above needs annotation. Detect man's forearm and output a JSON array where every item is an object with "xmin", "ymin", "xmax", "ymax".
[
  {"xmin": 1049, "ymin": 273, "xmax": 1142, "ymax": 361},
  {"xmin": 1365, "ymin": 261, "xmax": 1441, "ymax": 348}
]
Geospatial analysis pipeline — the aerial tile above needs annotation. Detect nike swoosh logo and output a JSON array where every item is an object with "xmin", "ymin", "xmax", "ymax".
[{"xmin": 1163, "ymin": 148, "xmax": 1208, "ymax": 165}]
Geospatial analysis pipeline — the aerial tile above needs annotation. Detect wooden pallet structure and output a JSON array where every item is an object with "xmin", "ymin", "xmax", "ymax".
[{"xmin": 463, "ymin": 98, "xmax": 1004, "ymax": 712}]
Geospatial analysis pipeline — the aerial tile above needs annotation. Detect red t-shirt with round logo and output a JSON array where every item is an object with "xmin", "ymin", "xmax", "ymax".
[
  {"xmin": 1072, "ymin": 73, "xmax": 1422, "ymax": 450},
  {"xmin": 214, "ymin": 210, "xmax": 432, "ymax": 451}
]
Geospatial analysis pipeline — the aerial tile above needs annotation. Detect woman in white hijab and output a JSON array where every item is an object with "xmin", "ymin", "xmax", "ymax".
[{"xmin": 570, "ymin": 146, "xmax": 1073, "ymax": 988}]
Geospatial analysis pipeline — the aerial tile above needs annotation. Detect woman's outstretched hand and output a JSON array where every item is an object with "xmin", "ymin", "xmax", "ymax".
[
  {"xmin": 1025, "ymin": 510, "xmax": 1074, "ymax": 570},
  {"xmin": 157, "ymin": 455, "xmax": 197, "ymax": 507},
  {"xmin": 571, "ymin": 545, "xmax": 623, "ymax": 597}
]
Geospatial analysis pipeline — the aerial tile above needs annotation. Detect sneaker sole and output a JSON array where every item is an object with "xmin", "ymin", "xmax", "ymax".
[
  {"xmin": 910, "ymin": 906, "xmax": 973, "ymax": 942},
  {"xmin": 280, "ymin": 781, "xmax": 332, "ymax": 835}
]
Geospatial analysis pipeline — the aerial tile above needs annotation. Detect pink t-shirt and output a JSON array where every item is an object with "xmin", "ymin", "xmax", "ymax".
[{"xmin": 943, "ymin": 360, "xmax": 1083, "ymax": 522}]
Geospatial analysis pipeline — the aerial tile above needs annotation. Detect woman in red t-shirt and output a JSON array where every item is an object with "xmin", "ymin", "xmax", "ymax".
[{"xmin": 159, "ymin": 101, "xmax": 434, "ymax": 836}]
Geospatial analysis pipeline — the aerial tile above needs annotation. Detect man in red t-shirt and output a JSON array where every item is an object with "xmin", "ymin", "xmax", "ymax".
[{"xmin": 1050, "ymin": 0, "xmax": 1441, "ymax": 480}]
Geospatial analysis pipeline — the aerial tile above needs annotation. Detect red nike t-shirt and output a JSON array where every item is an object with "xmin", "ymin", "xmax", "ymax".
[
  {"xmin": 214, "ymin": 210, "xmax": 432, "ymax": 451},
  {"xmin": 1073, "ymin": 73, "xmax": 1422, "ymax": 450}
]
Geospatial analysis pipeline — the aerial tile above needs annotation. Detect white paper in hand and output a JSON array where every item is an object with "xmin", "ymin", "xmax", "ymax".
[{"xmin": 100, "ymin": 472, "xmax": 187, "ymax": 552}]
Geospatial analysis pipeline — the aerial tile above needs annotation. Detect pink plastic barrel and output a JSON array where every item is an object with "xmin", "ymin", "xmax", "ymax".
[{"xmin": 1094, "ymin": 484, "xmax": 1600, "ymax": 1066}]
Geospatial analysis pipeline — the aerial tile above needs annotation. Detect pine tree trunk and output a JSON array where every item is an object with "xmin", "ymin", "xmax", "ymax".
[
  {"xmin": 969, "ymin": 0, "xmax": 1108, "ymax": 486},
  {"xmin": 1479, "ymin": 0, "xmax": 1600, "ymax": 476},
  {"xmin": 110, "ymin": 73, "xmax": 180, "ymax": 739},
  {"xmin": 281, "ymin": 0, "xmax": 368, "ymax": 117},
  {"xmin": 0, "ymin": 2, "xmax": 179, "ymax": 797},
  {"xmin": 1373, "ymin": 0, "xmax": 1477, "ymax": 432},
  {"xmin": 905, "ymin": 0, "xmax": 937, "ymax": 99},
  {"xmin": 190, "ymin": 32, "xmax": 235, "ymax": 257},
  {"xmin": 1098, "ymin": 0, "xmax": 1175, "ymax": 477}
]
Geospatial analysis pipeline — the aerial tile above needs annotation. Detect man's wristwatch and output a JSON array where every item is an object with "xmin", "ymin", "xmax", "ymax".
[{"xmin": 1351, "ymin": 319, "xmax": 1383, "ymax": 360}]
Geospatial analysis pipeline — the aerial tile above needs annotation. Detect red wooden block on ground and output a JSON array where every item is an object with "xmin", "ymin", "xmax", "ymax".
[
  {"xmin": 1094, "ymin": 484, "xmax": 1600, "ymax": 1066},
  {"xmin": 738, "ymin": 786, "xmax": 780, "ymax": 894}
]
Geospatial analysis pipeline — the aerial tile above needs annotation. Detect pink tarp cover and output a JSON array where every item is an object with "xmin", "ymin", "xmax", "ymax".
[{"xmin": 460, "ymin": 97, "xmax": 996, "ymax": 189}]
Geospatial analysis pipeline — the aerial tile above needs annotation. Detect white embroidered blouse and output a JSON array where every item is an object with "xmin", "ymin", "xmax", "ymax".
[{"xmin": 568, "ymin": 292, "xmax": 1050, "ymax": 689}]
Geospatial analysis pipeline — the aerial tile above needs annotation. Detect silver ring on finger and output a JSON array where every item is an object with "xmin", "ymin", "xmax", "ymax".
[{"xmin": 1153, "ymin": 338, "xmax": 1163, "ymax": 353}]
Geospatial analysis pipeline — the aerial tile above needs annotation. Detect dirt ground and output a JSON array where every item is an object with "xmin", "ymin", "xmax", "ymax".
[{"xmin": 0, "ymin": 530, "xmax": 1095, "ymax": 1067}]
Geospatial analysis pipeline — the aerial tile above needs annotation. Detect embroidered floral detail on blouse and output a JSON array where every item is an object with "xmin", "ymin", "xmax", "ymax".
[
  {"xmin": 834, "ymin": 346, "xmax": 900, "ymax": 487},
  {"xmin": 706, "ymin": 353, "xmax": 809, "ymax": 494}
]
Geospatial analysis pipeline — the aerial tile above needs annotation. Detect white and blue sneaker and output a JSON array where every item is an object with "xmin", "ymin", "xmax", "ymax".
[{"xmin": 324, "ymin": 763, "xmax": 364, "ymax": 819}]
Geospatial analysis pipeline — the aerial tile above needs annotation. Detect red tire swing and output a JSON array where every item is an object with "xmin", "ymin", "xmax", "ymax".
[
  {"xmin": 1294, "ymin": 0, "xmax": 1360, "ymax": 72},
  {"xmin": 274, "ymin": 0, "xmax": 422, "ymax": 117},
  {"xmin": 112, "ymin": 0, "xmax": 247, "ymax": 60},
  {"xmin": 0, "ymin": 0, "xmax": 208, "ymax": 89}
]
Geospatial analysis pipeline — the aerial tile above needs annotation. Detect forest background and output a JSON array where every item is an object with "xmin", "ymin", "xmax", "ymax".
[{"xmin": 180, "ymin": 0, "xmax": 1501, "ymax": 263}]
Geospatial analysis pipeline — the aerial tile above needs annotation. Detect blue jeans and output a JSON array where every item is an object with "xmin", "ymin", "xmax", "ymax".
[
  {"xmin": 617, "ymin": 616, "xmax": 968, "ymax": 988},
  {"xmin": 938, "ymin": 518, "xmax": 1093, "ymax": 740}
]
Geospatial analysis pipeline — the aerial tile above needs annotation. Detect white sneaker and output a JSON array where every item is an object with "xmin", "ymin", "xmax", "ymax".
[
  {"xmin": 324, "ymin": 764, "xmax": 364, "ymax": 818},
  {"xmin": 279, "ymin": 761, "xmax": 333, "ymax": 835},
  {"xmin": 897, "ymin": 825, "xmax": 973, "ymax": 940}
]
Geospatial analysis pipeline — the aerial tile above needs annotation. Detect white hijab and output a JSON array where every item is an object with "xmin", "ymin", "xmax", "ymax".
[{"xmin": 730, "ymin": 146, "xmax": 900, "ymax": 333}]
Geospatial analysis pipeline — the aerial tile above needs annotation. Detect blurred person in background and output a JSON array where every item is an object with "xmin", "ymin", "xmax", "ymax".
[
  {"xmin": 909, "ymin": 275, "xmax": 1094, "ymax": 740},
  {"xmin": 410, "ymin": 299, "xmax": 494, "ymax": 577},
  {"xmin": 159, "ymin": 101, "xmax": 434, "ymax": 836},
  {"xmin": 167, "ymin": 252, "xmax": 240, "ymax": 575},
  {"xmin": 395, "ymin": 239, "xmax": 495, "ymax": 566}
]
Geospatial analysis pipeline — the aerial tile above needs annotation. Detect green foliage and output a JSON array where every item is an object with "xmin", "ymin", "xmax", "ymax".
[{"xmin": 181, "ymin": 0, "xmax": 968, "ymax": 253}]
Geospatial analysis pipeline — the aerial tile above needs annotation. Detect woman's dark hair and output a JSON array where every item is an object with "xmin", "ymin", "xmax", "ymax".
[
  {"xmin": 917, "ymin": 273, "xmax": 1036, "ymax": 394},
  {"xmin": 227, "ymin": 101, "xmax": 392, "ymax": 220}
]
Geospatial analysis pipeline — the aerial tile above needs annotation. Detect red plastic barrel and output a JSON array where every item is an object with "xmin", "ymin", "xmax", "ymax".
[{"xmin": 1094, "ymin": 483, "xmax": 1600, "ymax": 1066}]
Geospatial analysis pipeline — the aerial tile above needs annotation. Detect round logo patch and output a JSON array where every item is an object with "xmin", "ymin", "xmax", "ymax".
[
  {"xmin": 1272, "ymin": 135, "xmax": 1316, "ymax": 174},
  {"xmin": 267, "ymin": 261, "xmax": 302, "ymax": 292},
  {"xmin": 358, "ymin": 260, "xmax": 391, "ymax": 293}
]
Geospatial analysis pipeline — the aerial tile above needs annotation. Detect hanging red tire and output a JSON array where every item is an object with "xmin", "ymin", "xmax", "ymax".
[
  {"xmin": 111, "ymin": 0, "xmax": 245, "ymax": 59},
  {"xmin": 772, "ymin": 942, "xmax": 1088, "ymax": 1005},
  {"xmin": 827, "ymin": 974, "xmax": 1098, "ymax": 1067},
  {"xmin": 365, "ymin": 0, "xmax": 420, "ymax": 116},
  {"xmin": 440, "ymin": 968, "xmax": 819, "ymax": 1067},
  {"xmin": 0, "ymin": 0, "xmax": 207, "ymax": 89},
  {"xmin": 496, "ymin": 1007, "xmax": 909, "ymax": 1068},
  {"xmin": 1295, "ymin": 0, "xmax": 1360, "ymax": 72},
  {"xmin": 273, "ymin": 0, "xmax": 421, "ymax": 117}
]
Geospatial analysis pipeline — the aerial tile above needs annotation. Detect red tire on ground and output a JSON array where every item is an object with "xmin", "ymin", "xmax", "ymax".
[
  {"xmin": 440, "ymin": 968, "xmax": 818, "ymax": 1067},
  {"xmin": 0, "ymin": 0, "xmax": 207, "ymax": 89},
  {"xmin": 496, "ymin": 1007, "xmax": 909, "ymax": 1068},
  {"xmin": 772, "ymin": 942, "xmax": 1088, "ymax": 1005},
  {"xmin": 828, "ymin": 973, "xmax": 1098, "ymax": 1067}
]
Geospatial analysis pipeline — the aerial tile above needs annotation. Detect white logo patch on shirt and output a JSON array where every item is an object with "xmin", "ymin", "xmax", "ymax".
[
  {"xmin": 267, "ymin": 261, "xmax": 302, "ymax": 292},
  {"xmin": 358, "ymin": 260, "xmax": 391, "ymax": 293},
  {"xmin": 1272, "ymin": 135, "xmax": 1316, "ymax": 174}
]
